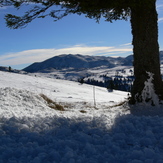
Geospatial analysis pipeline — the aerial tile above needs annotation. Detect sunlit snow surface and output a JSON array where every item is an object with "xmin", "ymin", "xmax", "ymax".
[{"xmin": 0, "ymin": 71, "xmax": 163, "ymax": 163}]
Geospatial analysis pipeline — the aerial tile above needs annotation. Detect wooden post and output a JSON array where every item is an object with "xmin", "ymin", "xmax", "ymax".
[{"xmin": 93, "ymin": 86, "xmax": 96, "ymax": 108}]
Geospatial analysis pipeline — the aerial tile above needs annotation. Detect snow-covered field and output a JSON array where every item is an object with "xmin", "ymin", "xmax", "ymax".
[
  {"xmin": 32, "ymin": 65, "xmax": 134, "ymax": 82},
  {"xmin": 0, "ymin": 71, "xmax": 163, "ymax": 163}
]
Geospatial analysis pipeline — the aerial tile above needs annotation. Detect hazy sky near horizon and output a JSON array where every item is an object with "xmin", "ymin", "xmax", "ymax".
[{"xmin": 0, "ymin": 0, "xmax": 163, "ymax": 69}]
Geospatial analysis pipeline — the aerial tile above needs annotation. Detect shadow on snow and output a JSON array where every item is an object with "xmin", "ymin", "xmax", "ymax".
[{"xmin": 0, "ymin": 112, "xmax": 163, "ymax": 163}]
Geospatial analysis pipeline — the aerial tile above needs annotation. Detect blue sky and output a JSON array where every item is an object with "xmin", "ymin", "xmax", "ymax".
[{"xmin": 0, "ymin": 0, "xmax": 163, "ymax": 70}]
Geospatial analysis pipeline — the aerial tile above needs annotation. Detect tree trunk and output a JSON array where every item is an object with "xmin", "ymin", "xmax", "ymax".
[{"xmin": 130, "ymin": 0, "xmax": 163, "ymax": 105}]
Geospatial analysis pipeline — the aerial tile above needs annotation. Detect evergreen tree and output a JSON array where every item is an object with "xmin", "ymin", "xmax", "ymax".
[
  {"xmin": 79, "ymin": 78, "xmax": 84, "ymax": 84},
  {"xmin": 8, "ymin": 66, "xmax": 11, "ymax": 72},
  {"xmin": 4, "ymin": 0, "xmax": 163, "ymax": 105},
  {"xmin": 107, "ymin": 79, "xmax": 114, "ymax": 92}
]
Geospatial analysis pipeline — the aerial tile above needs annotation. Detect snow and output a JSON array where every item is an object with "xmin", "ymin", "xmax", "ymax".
[
  {"xmin": 33, "ymin": 65, "xmax": 134, "ymax": 82},
  {"xmin": 0, "ymin": 71, "xmax": 163, "ymax": 163},
  {"xmin": 140, "ymin": 72, "xmax": 159, "ymax": 106}
]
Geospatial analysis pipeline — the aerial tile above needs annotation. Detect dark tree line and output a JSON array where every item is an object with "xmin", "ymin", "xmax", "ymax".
[
  {"xmin": 79, "ymin": 75, "xmax": 134, "ymax": 92},
  {"xmin": 107, "ymin": 77, "xmax": 134, "ymax": 92}
]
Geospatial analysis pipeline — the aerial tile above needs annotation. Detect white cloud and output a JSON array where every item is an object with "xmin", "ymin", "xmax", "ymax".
[
  {"xmin": 120, "ymin": 43, "xmax": 132, "ymax": 46},
  {"xmin": 157, "ymin": 4, "xmax": 163, "ymax": 10},
  {"xmin": 157, "ymin": 1, "xmax": 163, "ymax": 23},
  {"xmin": 0, "ymin": 44, "xmax": 132, "ymax": 67},
  {"xmin": 158, "ymin": 17, "xmax": 163, "ymax": 22}
]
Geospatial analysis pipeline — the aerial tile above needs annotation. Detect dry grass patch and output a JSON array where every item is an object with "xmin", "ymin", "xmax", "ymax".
[
  {"xmin": 40, "ymin": 94, "xmax": 65, "ymax": 111},
  {"xmin": 80, "ymin": 110, "xmax": 87, "ymax": 113},
  {"xmin": 109, "ymin": 101, "xmax": 127, "ymax": 108}
]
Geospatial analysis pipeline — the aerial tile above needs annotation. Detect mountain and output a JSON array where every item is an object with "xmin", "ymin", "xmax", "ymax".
[
  {"xmin": 23, "ymin": 52, "xmax": 163, "ymax": 73},
  {"xmin": 23, "ymin": 54, "xmax": 133, "ymax": 73},
  {"xmin": 22, "ymin": 52, "xmax": 163, "ymax": 82}
]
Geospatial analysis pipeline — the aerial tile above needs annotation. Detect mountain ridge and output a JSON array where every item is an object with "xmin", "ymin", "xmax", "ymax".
[
  {"xmin": 23, "ymin": 54, "xmax": 134, "ymax": 73},
  {"xmin": 23, "ymin": 52, "xmax": 163, "ymax": 73}
]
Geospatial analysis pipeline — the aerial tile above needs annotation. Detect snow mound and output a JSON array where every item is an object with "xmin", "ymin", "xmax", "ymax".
[
  {"xmin": 141, "ymin": 72, "xmax": 159, "ymax": 106},
  {"xmin": 1, "ymin": 107, "xmax": 163, "ymax": 162},
  {"xmin": 0, "ymin": 87, "xmax": 56, "ymax": 118}
]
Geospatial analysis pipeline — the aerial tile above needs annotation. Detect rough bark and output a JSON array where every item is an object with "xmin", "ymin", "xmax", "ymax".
[{"xmin": 130, "ymin": 0, "xmax": 163, "ymax": 104}]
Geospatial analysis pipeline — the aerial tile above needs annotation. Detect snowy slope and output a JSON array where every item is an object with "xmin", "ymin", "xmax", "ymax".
[
  {"xmin": 0, "ymin": 71, "xmax": 127, "ymax": 104},
  {"xmin": 0, "ymin": 71, "xmax": 163, "ymax": 163}
]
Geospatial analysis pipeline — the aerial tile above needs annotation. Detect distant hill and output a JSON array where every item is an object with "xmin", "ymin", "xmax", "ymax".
[
  {"xmin": 0, "ymin": 66, "xmax": 10, "ymax": 72},
  {"xmin": 23, "ymin": 54, "xmax": 134, "ymax": 73},
  {"xmin": 0, "ymin": 66, "xmax": 24, "ymax": 74},
  {"xmin": 22, "ymin": 52, "xmax": 163, "ymax": 73}
]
